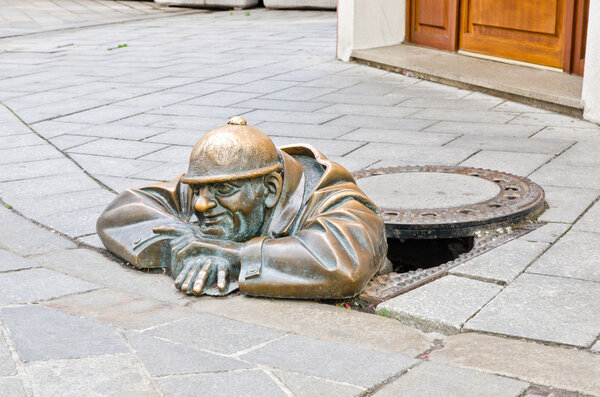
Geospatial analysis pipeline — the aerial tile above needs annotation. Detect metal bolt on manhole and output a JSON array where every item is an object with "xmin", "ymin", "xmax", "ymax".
[{"xmin": 352, "ymin": 165, "xmax": 546, "ymax": 304}]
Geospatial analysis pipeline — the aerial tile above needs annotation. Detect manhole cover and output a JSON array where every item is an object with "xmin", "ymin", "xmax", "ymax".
[
  {"xmin": 354, "ymin": 165, "xmax": 545, "ymax": 239},
  {"xmin": 352, "ymin": 166, "xmax": 546, "ymax": 304}
]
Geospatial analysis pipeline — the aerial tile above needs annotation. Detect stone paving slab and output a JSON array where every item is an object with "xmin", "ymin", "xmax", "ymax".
[
  {"xmin": 373, "ymin": 361, "xmax": 529, "ymax": 397},
  {"xmin": 240, "ymin": 334, "xmax": 418, "ymax": 389},
  {"xmin": 377, "ymin": 275, "xmax": 503, "ymax": 334},
  {"xmin": 0, "ymin": 330, "xmax": 16, "ymax": 376},
  {"xmin": 145, "ymin": 314, "xmax": 285, "ymax": 356},
  {"xmin": 573, "ymin": 200, "xmax": 600, "ymax": 233},
  {"xmin": 459, "ymin": 150, "xmax": 552, "ymax": 176},
  {"xmin": 125, "ymin": 331, "xmax": 253, "ymax": 376},
  {"xmin": 423, "ymin": 121, "xmax": 543, "ymax": 137},
  {"xmin": 538, "ymin": 186, "xmax": 599, "ymax": 223},
  {"xmin": 519, "ymin": 222, "xmax": 570, "ymax": 244},
  {"xmin": 526, "ymin": 230, "xmax": 600, "ymax": 282},
  {"xmin": 0, "ymin": 249, "xmax": 37, "ymax": 272},
  {"xmin": 42, "ymin": 288, "xmax": 192, "ymax": 331},
  {"xmin": 465, "ymin": 273, "xmax": 600, "ymax": 347},
  {"xmin": 156, "ymin": 370, "xmax": 286, "ymax": 397},
  {"xmin": 429, "ymin": 333, "xmax": 600, "ymax": 396},
  {"xmin": 0, "ymin": 267, "xmax": 97, "ymax": 303},
  {"xmin": 2, "ymin": 305, "xmax": 128, "ymax": 362},
  {"xmin": 450, "ymin": 239, "xmax": 549, "ymax": 285},
  {"xmin": 592, "ymin": 341, "xmax": 600, "ymax": 352},
  {"xmin": 274, "ymin": 370, "xmax": 363, "ymax": 397},
  {"xmin": 0, "ymin": 378, "xmax": 26, "ymax": 397},
  {"xmin": 25, "ymin": 354, "xmax": 159, "ymax": 396}
]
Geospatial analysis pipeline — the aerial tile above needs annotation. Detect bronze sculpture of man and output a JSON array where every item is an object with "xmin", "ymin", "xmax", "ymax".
[{"xmin": 97, "ymin": 116, "xmax": 387, "ymax": 298}]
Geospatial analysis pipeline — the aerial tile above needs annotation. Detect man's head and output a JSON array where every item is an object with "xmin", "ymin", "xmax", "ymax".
[{"xmin": 181, "ymin": 117, "xmax": 283, "ymax": 242}]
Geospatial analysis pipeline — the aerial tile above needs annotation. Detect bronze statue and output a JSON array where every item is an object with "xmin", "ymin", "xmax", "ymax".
[{"xmin": 97, "ymin": 117, "xmax": 387, "ymax": 298}]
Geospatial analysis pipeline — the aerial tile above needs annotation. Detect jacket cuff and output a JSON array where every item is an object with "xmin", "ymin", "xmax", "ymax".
[{"xmin": 239, "ymin": 236, "xmax": 268, "ymax": 284}]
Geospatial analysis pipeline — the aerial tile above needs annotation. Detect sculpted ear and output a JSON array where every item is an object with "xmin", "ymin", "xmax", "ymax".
[{"xmin": 264, "ymin": 172, "xmax": 283, "ymax": 209}]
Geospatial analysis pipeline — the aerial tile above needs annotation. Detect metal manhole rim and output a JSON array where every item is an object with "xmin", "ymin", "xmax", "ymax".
[{"xmin": 352, "ymin": 165, "xmax": 545, "ymax": 239}]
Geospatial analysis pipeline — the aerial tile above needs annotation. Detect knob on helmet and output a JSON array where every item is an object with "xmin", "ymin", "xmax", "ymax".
[{"xmin": 181, "ymin": 116, "xmax": 283, "ymax": 185}]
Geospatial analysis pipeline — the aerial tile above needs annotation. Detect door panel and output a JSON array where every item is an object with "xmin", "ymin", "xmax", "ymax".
[
  {"xmin": 459, "ymin": 0, "xmax": 566, "ymax": 68},
  {"xmin": 409, "ymin": 0, "xmax": 458, "ymax": 51},
  {"xmin": 571, "ymin": 0, "xmax": 589, "ymax": 75}
]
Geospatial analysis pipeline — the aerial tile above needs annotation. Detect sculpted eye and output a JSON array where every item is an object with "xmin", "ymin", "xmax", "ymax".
[{"xmin": 212, "ymin": 183, "xmax": 236, "ymax": 195}]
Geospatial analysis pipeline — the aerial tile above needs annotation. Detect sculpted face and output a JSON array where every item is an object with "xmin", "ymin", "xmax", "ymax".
[{"xmin": 190, "ymin": 177, "xmax": 269, "ymax": 242}]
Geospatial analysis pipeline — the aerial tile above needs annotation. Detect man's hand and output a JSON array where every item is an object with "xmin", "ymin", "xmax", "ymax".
[{"xmin": 153, "ymin": 225, "xmax": 242, "ymax": 295}]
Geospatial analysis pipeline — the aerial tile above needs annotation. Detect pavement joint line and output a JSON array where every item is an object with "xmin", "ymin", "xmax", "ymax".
[
  {"xmin": 229, "ymin": 333, "xmax": 290, "ymax": 358},
  {"xmin": 440, "ymin": 132, "xmax": 464, "ymax": 147},
  {"xmin": 526, "ymin": 125, "xmax": 548, "ymax": 139},
  {"xmin": 261, "ymin": 367, "xmax": 296, "ymax": 397},
  {"xmin": 0, "ymin": 9, "xmax": 208, "ymax": 41},
  {"xmin": 448, "ymin": 271, "xmax": 508, "ymax": 286},
  {"xmin": 525, "ymin": 140, "xmax": 578, "ymax": 177},
  {"xmin": 360, "ymin": 357, "xmax": 425, "ymax": 397},
  {"xmin": 339, "ymin": 141, "xmax": 368, "ymax": 157},
  {"xmin": 522, "ymin": 270, "xmax": 600, "ymax": 285}
]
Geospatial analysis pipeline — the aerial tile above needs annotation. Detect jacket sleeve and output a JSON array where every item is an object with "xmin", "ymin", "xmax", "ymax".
[
  {"xmin": 238, "ymin": 185, "xmax": 388, "ymax": 299},
  {"xmin": 96, "ymin": 176, "xmax": 195, "ymax": 268}
]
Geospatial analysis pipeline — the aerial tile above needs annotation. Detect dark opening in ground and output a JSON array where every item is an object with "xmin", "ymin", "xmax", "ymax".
[{"xmin": 386, "ymin": 236, "xmax": 475, "ymax": 273}]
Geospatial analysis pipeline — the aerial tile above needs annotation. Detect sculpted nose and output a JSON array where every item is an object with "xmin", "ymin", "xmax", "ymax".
[{"xmin": 194, "ymin": 189, "xmax": 216, "ymax": 212}]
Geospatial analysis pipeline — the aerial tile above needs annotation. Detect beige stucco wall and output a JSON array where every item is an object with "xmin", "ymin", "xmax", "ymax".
[
  {"xmin": 337, "ymin": 0, "xmax": 405, "ymax": 61},
  {"xmin": 582, "ymin": 0, "xmax": 600, "ymax": 124}
]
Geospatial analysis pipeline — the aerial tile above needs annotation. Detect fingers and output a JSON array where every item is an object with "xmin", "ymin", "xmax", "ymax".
[
  {"xmin": 193, "ymin": 259, "xmax": 213, "ymax": 295},
  {"xmin": 174, "ymin": 260, "xmax": 193, "ymax": 289},
  {"xmin": 153, "ymin": 225, "xmax": 187, "ymax": 235},
  {"xmin": 217, "ymin": 262, "xmax": 228, "ymax": 292},
  {"xmin": 181, "ymin": 259, "xmax": 203, "ymax": 293},
  {"xmin": 170, "ymin": 237, "xmax": 193, "ymax": 275}
]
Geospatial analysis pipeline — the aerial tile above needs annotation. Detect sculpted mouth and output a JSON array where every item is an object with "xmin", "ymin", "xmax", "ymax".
[{"xmin": 198, "ymin": 212, "xmax": 227, "ymax": 227}]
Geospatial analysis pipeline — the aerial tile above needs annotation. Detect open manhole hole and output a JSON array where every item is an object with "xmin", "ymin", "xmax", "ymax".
[{"xmin": 352, "ymin": 165, "xmax": 546, "ymax": 305}]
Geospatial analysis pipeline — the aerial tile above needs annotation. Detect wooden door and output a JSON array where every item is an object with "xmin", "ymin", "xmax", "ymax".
[
  {"xmin": 569, "ymin": 0, "xmax": 589, "ymax": 75},
  {"xmin": 458, "ymin": 0, "xmax": 567, "ymax": 69},
  {"xmin": 408, "ymin": 0, "xmax": 459, "ymax": 51}
]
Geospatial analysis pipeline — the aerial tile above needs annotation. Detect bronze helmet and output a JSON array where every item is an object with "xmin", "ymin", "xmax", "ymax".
[{"xmin": 181, "ymin": 116, "xmax": 283, "ymax": 184}]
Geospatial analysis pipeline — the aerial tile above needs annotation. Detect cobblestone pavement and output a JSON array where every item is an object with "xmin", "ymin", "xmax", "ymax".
[{"xmin": 0, "ymin": 3, "xmax": 599, "ymax": 396}]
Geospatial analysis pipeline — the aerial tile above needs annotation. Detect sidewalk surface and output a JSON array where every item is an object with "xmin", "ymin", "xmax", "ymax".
[{"xmin": 0, "ymin": 1, "xmax": 599, "ymax": 396}]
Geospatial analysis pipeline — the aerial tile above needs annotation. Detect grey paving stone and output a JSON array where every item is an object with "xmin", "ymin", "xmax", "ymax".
[
  {"xmin": 526, "ymin": 230, "xmax": 600, "ymax": 282},
  {"xmin": 520, "ymin": 222, "xmax": 570, "ymax": 244},
  {"xmin": 14, "ymin": 188, "xmax": 115, "ymax": 218},
  {"xmin": 269, "ymin": 136, "xmax": 363, "ymax": 157},
  {"xmin": 126, "ymin": 331, "xmax": 252, "ymax": 376},
  {"xmin": 25, "ymin": 354, "xmax": 159, "ymax": 396},
  {"xmin": 93, "ymin": 175, "xmax": 160, "ymax": 193},
  {"xmin": 243, "ymin": 109, "xmax": 339, "ymax": 125},
  {"xmin": 66, "ymin": 138, "xmax": 166, "ymax": 159},
  {"xmin": 0, "ymin": 206, "xmax": 76, "ymax": 256},
  {"xmin": 143, "ymin": 128, "xmax": 206, "ymax": 146},
  {"xmin": 148, "ymin": 104, "xmax": 250, "ymax": 120},
  {"xmin": 149, "ymin": 115, "xmax": 225, "ymax": 130},
  {"xmin": 316, "ymin": 93, "xmax": 404, "ymax": 106},
  {"xmin": 549, "ymin": 141, "xmax": 600, "ymax": 167},
  {"xmin": 184, "ymin": 91, "xmax": 260, "ymax": 107},
  {"xmin": 328, "ymin": 156, "xmax": 378, "ymax": 172},
  {"xmin": 0, "ymin": 172, "xmax": 101, "ymax": 204},
  {"xmin": 450, "ymin": 239, "xmax": 549, "ymax": 285},
  {"xmin": 157, "ymin": 370, "xmax": 285, "ymax": 397},
  {"xmin": 77, "ymin": 233, "xmax": 104, "ymax": 249},
  {"xmin": 0, "ymin": 267, "xmax": 97, "ymax": 303},
  {"xmin": 2, "ymin": 305, "xmax": 128, "ymax": 362},
  {"xmin": 592, "ymin": 340, "xmax": 600, "ymax": 352},
  {"xmin": 317, "ymin": 103, "xmax": 419, "ymax": 118},
  {"xmin": 262, "ymin": 86, "xmax": 336, "ymax": 101},
  {"xmin": 538, "ymin": 186, "xmax": 599, "ymax": 223},
  {"xmin": 31, "ymin": 248, "xmax": 191, "ymax": 305},
  {"xmin": 532, "ymin": 126, "xmax": 600, "ymax": 141},
  {"xmin": 277, "ymin": 372, "xmax": 363, "ymax": 397},
  {"xmin": 73, "ymin": 124, "xmax": 170, "ymax": 140},
  {"xmin": 0, "ymin": 157, "xmax": 82, "ymax": 183},
  {"xmin": 459, "ymin": 150, "xmax": 552, "ymax": 176},
  {"xmin": 346, "ymin": 143, "xmax": 475, "ymax": 164},
  {"xmin": 445, "ymin": 135, "xmax": 573, "ymax": 155},
  {"xmin": 240, "ymin": 334, "xmax": 417, "ymax": 388},
  {"xmin": 0, "ymin": 378, "xmax": 26, "ymax": 397},
  {"xmin": 0, "ymin": 133, "xmax": 45, "ymax": 150},
  {"xmin": 257, "ymin": 121, "xmax": 354, "ymax": 139},
  {"xmin": 340, "ymin": 128, "xmax": 457, "ymax": 146},
  {"xmin": 423, "ymin": 121, "xmax": 543, "ymax": 137},
  {"xmin": 146, "ymin": 314, "xmax": 284, "ymax": 355},
  {"xmin": 492, "ymin": 101, "xmax": 552, "ymax": 113},
  {"xmin": 377, "ymin": 275, "xmax": 503, "ymax": 334},
  {"xmin": 0, "ymin": 329, "xmax": 16, "ymax": 376},
  {"xmin": 326, "ymin": 115, "xmax": 435, "ymax": 131},
  {"xmin": 429, "ymin": 333, "xmax": 600, "ymax": 396},
  {"xmin": 235, "ymin": 98, "xmax": 329, "ymax": 112},
  {"xmin": 374, "ymin": 362, "xmax": 528, "ymax": 397},
  {"xmin": 409, "ymin": 109, "xmax": 518, "ymax": 124},
  {"xmin": 0, "ymin": 145, "xmax": 61, "ymax": 165},
  {"xmin": 335, "ymin": 82, "xmax": 400, "ymax": 96},
  {"xmin": 225, "ymin": 78, "xmax": 298, "ymax": 94},
  {"xmin": 400, "ymin": 97, "xmax": 503, "ymax": 110},
  {"xmin": 30, "ymin": 120, "xmax": 95, "ymax": 139},
  {"xmin": 574, "ymin": 201, "xmax": 600, "ymax": 233},
  {"xmin": 69, "ymin": 153, "xmax": 161, "ymax": 178},
  {"xmin": 465, "ymin": 273, "xmax": 600, "ymax": 347},
  {"xmin": 49, "ymin": 134, "xmax": 98, "ymax": 150},
  {"xmin": 529, "ymin": 163, "xmax": 600, "ymax": 189},
  {"xmin": 138, "ymin": 145, "xmax": 191, "ymax": 162},
  {"xmin": 509, "ymin": 112, "xmax": 598, "ymax": 128},
  {"xmin": 0, "ymin": 249, "xmax": 37, "ymax": 272},
  {"xmin": 43, "ymin": 288, "xmax": 191, "ymax": 331},
  {"xmin": 34, "ymin": 205, "xmax": 105, "ymax": 238},
  {"xmin": 55, "ymin": 105, "xmax": 147, "ymax": 124}
]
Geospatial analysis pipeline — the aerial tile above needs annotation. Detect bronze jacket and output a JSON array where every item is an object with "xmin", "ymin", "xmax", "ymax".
[{"xmin": 97, "ymin": 145, "xmax": 387, "ymax": 299}]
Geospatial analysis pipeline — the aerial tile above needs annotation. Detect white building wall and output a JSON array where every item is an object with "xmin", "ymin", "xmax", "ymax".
[{"xmin": 582, "ymin": 0, "xmax": 600, "ymax": 124}]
